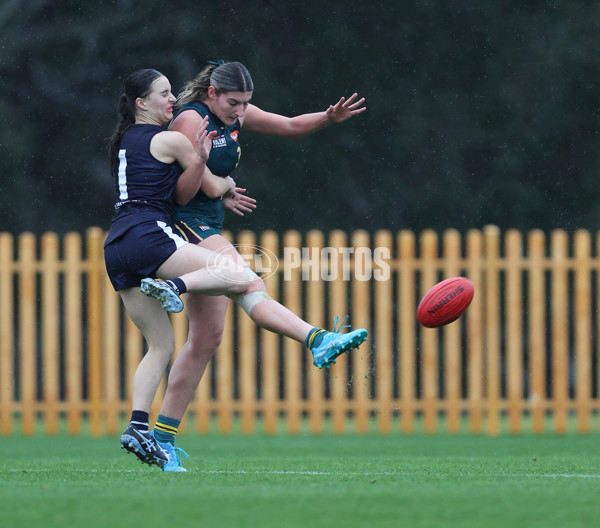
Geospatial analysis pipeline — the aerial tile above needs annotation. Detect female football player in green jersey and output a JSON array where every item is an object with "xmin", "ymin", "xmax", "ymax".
[{"xmin": 150, "ymin": 61, "xmax": 367, "ymax": 471}]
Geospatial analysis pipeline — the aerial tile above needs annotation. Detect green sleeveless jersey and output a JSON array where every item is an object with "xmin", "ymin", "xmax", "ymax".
[{"xmin": 172, "ymin": 101, "xmax": 242, "ymax": 228}]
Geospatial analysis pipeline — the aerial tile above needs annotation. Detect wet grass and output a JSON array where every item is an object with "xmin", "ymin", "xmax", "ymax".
[{"xmin": 2, "ymin": 431, "xmax": 599, "ymax": 527}]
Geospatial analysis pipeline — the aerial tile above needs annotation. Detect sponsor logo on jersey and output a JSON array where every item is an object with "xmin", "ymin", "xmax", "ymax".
[
  {"xmin": 212, "ymin": 136, "xmax": 227, "ymax": 148},
  {"xmin": 197, "ymin": 224, "xmax": 210, "ymax": 231},
  {"xmin": 230, "ymin": 130, "xmax": 239, "ymax": 141}
]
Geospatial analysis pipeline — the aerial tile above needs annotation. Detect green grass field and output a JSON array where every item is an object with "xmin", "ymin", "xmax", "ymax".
[{"xmin": 2, "ymin": 430, "xmax": 599, "ymax": 527}]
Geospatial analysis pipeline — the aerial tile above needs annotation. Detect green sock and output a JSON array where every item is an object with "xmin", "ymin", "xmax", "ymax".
[{"xmin": 154, "ymin": 414, "xmax": 181, "ymax": 445}]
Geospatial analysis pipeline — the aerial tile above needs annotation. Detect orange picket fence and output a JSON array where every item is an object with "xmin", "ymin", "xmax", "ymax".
[{"xmin": 1, "ymin": 225, "xmax": 599, "ymax": 437}]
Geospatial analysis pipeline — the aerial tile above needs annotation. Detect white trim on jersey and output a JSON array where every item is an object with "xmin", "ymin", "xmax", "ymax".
[{"xmin": 118, "ymin": 149, "xmax": 128, "ymax": 201}]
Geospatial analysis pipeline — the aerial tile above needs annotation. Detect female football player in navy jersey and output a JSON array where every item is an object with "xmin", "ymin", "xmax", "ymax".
[
  {"xmin": 105, "ymin": 69, "xmax": 253, "ymax": 468},
  {"xmin": 149, "ymin": 61, "xmax": 368, "ymax": 471}
]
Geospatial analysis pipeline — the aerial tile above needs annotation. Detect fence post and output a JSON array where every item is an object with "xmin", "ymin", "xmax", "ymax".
[
  {"xmin": 485, "ymin": 225, "xmax": 501, "ymax": 435},
  {"xmin": 551, "ymin": 229, "xmax": 569, "ymax": 433},
  {"xmin": 574, "ymin": 229, "xmax": 591, "ymax": 433},
  {"xmin": 442, "ymin": 229, "xmax": 462, "ymax": 433},
  {"xmin": 374, "ymin": 229, "xmax": 393, "ymax": 433},
  {"xmin": 528, "ymin": 229, "xmax": 547, "ymax": 433},
  {"xmin": 506, "ymin": 230, "xmax": 523, "ymax": 433},
  {"xmin": 64, "ymin": 232, "xmax": 83, "ymax": 434},
  {"xmin": 329, "ymin": 229, "xmax": 350, "ymax": 433},
  {"xmin": 19, "ymin": 233, "xmax": 36, "ymax": 435},
  {"xmin": 351, "ymin": 230, "xmax": 372, "ymax": 433},
  {"xmin": 420, "ymin": 229, "xmax": 439, "ymax": 433},
  {"xmin": 466, "ymin": 229, "xmax": 484, "ymax": 433},
  {"xmin": 398, "ymin": 230, "xmax": 416, "ymax": 433},
  {"xmin": 41, "ymin": 232, "xmax": 60, "ymax": 434},
  {"xmin": 0, "ymin": 233, "xmax": 14, "ymax": 435}
]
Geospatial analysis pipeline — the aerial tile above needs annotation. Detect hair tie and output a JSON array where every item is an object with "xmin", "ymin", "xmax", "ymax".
[{"xmin": 207, "ymin": 59, "xmax": 225, "ymax": 71}]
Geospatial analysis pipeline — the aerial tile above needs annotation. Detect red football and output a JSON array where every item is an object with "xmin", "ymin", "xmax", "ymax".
[{"xmin": 417, "ymin": 277, "xmax": 474, "ymax": 328}]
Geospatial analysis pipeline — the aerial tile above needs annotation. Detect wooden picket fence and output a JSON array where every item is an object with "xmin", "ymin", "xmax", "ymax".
[{"xmin": 1, "ymin": 225, "xmax": 599, "ymax": 437}]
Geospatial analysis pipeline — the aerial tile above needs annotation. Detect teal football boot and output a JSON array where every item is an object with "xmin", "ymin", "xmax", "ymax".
[
  {"xmin": 150, "ymin": 430, "xmax": 189, "ymax": 473},
  {"xmin": 309, "ymin": 315, "xmax": 368, "ymax": 369}
]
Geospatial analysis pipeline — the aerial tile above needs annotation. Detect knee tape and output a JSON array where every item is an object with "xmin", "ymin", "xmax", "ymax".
[{"xmin": 236, "ymin": 290, "xmax": 272, "ymax": 315}]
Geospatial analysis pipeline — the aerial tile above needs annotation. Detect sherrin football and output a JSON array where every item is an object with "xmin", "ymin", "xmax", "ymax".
[{"xmin": 417, "ymin": 277, "xmax": 474, "ymax": 328}]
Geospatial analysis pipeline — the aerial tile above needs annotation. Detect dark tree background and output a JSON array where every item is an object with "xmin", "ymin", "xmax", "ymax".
[{"xmin": 1, "ymin": 0, "xmax": 599, "ymax": 236}]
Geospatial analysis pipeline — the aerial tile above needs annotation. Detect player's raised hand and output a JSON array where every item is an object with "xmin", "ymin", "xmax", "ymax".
[
  {"xmin": 325, "ymin": 93, "xmax": 366, "ymax": 123},
  {"xmin": 196, "ymin": 116, "xmax": 217, "ymax": 162}
]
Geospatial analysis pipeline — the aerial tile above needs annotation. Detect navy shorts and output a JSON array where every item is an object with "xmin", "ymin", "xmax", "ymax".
[
  {"xmin": 104, "ymin": 219, "xmax": 188, "ymax": 291},
  {"xmin": 174, "ymin": 219, "xmax": 221, "ymax": 244}
]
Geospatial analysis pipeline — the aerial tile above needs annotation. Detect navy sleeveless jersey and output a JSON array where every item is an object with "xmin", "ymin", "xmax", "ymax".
[
  {"xmin": 105, "ymin": 123, "xmax": 183, "ymax": 244},
  {"xmin": 172, "ymin": 101, "xmax": 242, "ymax": 229}
]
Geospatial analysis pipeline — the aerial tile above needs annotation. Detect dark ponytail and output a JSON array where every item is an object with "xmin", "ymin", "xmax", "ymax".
[{"xmin": 107, "ymin": 68, "xmax": 164, "ymax": 173}]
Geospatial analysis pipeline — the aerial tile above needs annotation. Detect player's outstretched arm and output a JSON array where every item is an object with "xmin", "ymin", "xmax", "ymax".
[{"xmin": 242, "ymin": 93, "xmax": 366, "ymax": 137}]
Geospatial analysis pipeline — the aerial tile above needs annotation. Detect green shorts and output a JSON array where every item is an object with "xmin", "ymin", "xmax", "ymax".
[{"xmin": 174, "ymin": 219, "xmax": 222, "ymax": 244}]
